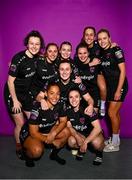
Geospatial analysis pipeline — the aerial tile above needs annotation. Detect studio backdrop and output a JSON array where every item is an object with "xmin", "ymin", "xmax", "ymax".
[{"xmin": 0, "ymin": 0, "xmax": 131, "ymax": 137}]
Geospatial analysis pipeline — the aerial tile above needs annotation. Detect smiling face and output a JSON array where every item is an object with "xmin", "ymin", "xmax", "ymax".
[
  {"xmin": 77, "ymin": 47, "xmax": 89, "ymax": 64},
  {"xmin": 59, "ymin": 62, "xmax": 72, "ymax": 82},
  {"xmin": 59, "ymin": 44, "xmax": 72, "ymax": 60},
  {"xmin": 46, "ymin": 45, "xmax": 58, "ymax": 63},
  {"xmin": 84, "ymin": 28, "xmax": 95, "ymax": 47},
  {"xmin": 47, "ymin": 85, "xmax": 60, "ymax": 107},
  {"xmin": 98, "ymin": 32, "xmax": 111, "ymax": 50},
  {"xmin": 68, "ymin": 90, "xmax": 81, "ymax": 109},
  {"xmin": 27, "ymin": 36, "xmax": 41, "ymax": 55}
]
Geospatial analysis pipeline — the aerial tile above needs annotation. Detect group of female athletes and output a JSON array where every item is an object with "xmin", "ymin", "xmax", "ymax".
[{"xmin": 4, "ymin": 27, "xmax": 128, "ymax": 167}]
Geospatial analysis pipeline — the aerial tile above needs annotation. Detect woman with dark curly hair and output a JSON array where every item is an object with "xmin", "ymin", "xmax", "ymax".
[{"xmin": 4, "ymin": 30, "xmax": 45, "ymax": 159}]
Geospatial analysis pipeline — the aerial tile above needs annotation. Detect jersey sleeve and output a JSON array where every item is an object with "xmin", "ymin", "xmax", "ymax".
[
  {"xmin": 28, "ymin": 102, "xmax": 40, "ymax": 125},
  {"xmin": 77, "ymin": 83, "xmax": 88, "ymax": 95},
  {"xmin": 8, "ymin": 53, "xmax": 22, "ymax": 77},
  {"xmin": 86, "ymin": 110, "xmax": 98, "ymax": 123},
  {"xmin": 114, "ymin": 47, "xmax": 125, "ymax": 64},
  {"xmin": 71, "ymin": 60, "xmax": 80, "ymax": 77}
]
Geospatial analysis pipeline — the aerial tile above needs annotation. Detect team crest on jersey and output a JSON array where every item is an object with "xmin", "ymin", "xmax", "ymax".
[
  {"xmin": 54, "ymin": 113, "xmax": 59, "ymax": 120},
  {"xmin": 106, "ymin": 53, "xmax": 112, "ymax": 59},
  {"xmin": 90, "ymin": 67, "xmax": 95, "ymax": 73},
  {"xmin": 80, "ymin": 117, "xmax": 85, "ymax": 124},
  {"xmin": 115, "ymin": 50, "xmax": 123, "ymax": 59},
  {"xmin": 10, "ymin": 64, "xmax": 17, "ymax": 72}
]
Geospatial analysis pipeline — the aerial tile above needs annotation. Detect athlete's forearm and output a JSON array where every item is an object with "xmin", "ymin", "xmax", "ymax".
[
  {"xmin": 53, "ymin": 118, "xmax": 67, "ymax": 136},
  {"xmin": 83, "ymin": 93, "xmax": 94, "ymax": 106}
]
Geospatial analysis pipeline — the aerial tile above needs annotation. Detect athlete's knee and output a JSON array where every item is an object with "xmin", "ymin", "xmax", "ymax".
[
  {"xmin": 28, "ymin": 144, "xmax": 44, "ymax": 159},
  {"xmin": 99, "ymin": 85, "xmax": 107, "ymax": 95},
  {"xmin": 68, "ymin": 136, "xmax": 76, "ymax": 147},
  {"xmin": 92, "ymin": 136, "xmax": 104, "ymax": 150},
  {"xmin": 108, "ymin": 109, "xmax": 116, "ymax": 119},
  {"xmin": 62, "ymin": 127, "xmax": 71, "ymax": 138}
]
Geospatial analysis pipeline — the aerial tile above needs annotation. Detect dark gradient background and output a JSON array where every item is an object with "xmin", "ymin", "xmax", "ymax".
[{"xmin": 0, "ymin": 0, "xmax": 131, "ymax": 137}]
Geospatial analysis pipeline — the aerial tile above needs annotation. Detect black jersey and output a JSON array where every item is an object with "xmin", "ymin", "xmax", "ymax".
[
  {"xmin": 8, "ymin": 51, "xmax": 37, "ymax": 93},
  {"xmin": 44, "ymin": 77, "xmax": 88, "ymax": 105},
  {"xmin": 88, "ymin": 41, "xmax": 101, "ymax": 60},
  {"xmin": 101, "ymin": 46, "xmax": 127, "ymax": 81},
  {"xmin": 75, "ymin": 59, "xmax": 99, "ymax": 90},
  {"xmin": 74, "ymin": 41, "xmax": 102, "ymax": 73},
  {"xmin": 58, "ymin": 79, "xmax": 87, "ymax": 103},
  {"xmin": 30, "ymin": 56, "xmax": 58, "ymax": 98},
  {"xmin": 100, "ymin": 46, "xmax": 128, "ymax": 101},
  {"xmin": 28, "ymin": 101, "xmax": 66, "ymax": 133},
  {"xmin": 75, "ymin": 60, "xmax": 100, "ymax": 107},
  {"xmin": 67, "ymin": 107, "xmax": 98, "ymax": 135}
]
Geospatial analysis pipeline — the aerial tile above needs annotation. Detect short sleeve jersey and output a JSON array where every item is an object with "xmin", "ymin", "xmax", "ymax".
[
  {"xmin": 58, "ymin": 79, "xmax": 88, "ymax": 103},
  {"xmin": 31, "ymin": 57, "xmax": 58, "ymax": 97},
  {"xmin": 88, "ymin": 41, "xmax": 101, "ymax": 60},
  {"xmin": 28, "ymin": 101, "xmax": 66, "ymax": 133},
  {"xmin": 67, "ymin": 106, "xmax": 98, "ymax": 135},
  {"xmin": 101, "ymin": 46, "xmax": 126, "ymax": 80},
  {"xmin": 8, "ymin": 51, "xmax": 37, "ymax": 93},
  {"xmin": 43, "ymin": 76, "xmax": 88, "ymax": 105},
  {"xmin": 75, "ymin": 59, "xmax": 99, "ymax": 91}
]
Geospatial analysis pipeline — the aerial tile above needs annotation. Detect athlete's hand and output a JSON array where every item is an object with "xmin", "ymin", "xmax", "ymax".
[
  {"xmin": 12, "ymin": 99, "xmax": 22, "ymax": 113},
  {"xmin": 45, "ymin": 131, "xmax": 56, "ymax": 144},
  {"xmin": 80, "ymin": 141, "xmax": 88, "ymax": 153},
  {"xmin": 36, "ymin": 91, "xmax": 45, "ymax": 102},
  {"xmin": 89, "ymin": 58, "xmax": 101, "ymax": 66},
  {"xmin": 40, "ymin": 99, "xmax": 49, "ymax": 110},
  {"xmin": 74, "ymin": 76, "xmax": 82, "ymax": 84},
  {"xmin": 84, "ymin": 104, "xmax": 94, "ymax": 116},
  {"xmin": 114, "ymin": 90, "xmax": 121, "ymax": 101}
]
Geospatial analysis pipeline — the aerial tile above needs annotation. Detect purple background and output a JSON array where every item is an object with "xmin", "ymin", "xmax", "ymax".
[{"xmin": 0, "ymin": 0, "xmax": 131, "ymax": 137}]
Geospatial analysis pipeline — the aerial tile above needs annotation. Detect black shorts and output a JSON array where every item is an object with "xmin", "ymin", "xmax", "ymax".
[
  {"xmin": 4, "ymin": 84, "xmax": 34, "ymax": 114},
  {"xmin": 107, "ymin": 79, "xmax": 128, "ymax": 102}
]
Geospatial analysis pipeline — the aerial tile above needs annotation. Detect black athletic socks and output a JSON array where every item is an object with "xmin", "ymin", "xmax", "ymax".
[
  {"xmin": 93, "ymin": 151, "xmax": 103, "ymax": 166},
  {"xmin": 16, "ymin": 144, "xmax": 35, "ymax": 167},
  {"xmin": 16, "ymin": 143, "xmax": 25, "ymax": 160},
  {"xmin": 49, "ymin": 147, "xmax": 66, "ymax": 165},
  {"xmin": 75, "ymin": 150, "xmax": 85, "ymax": 161},
  {"xmin": 25, "ymin": 157, "xmax": 35, "ymax": 167}
]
